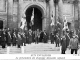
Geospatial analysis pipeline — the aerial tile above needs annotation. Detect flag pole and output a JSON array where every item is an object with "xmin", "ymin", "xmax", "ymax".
[{"xmin": 31, "ymin": 8, "xmax": 34, "ymax": 42}]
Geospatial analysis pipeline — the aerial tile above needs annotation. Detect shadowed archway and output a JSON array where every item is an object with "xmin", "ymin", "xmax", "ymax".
[{"xmin": 25, "ymin": 6, "xmax": 42, "ymax": 31}]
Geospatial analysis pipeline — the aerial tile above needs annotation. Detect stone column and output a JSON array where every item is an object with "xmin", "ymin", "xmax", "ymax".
[
  {"xmin": 78, "ymin": 1, "xmax": 80, "ymax": 30},
  {"xmin": 73, "ymin": 0, "xmax": 79, "ymax": 33},
  {"xmin": 58, "ymin": 0, "xmax": 63, "ymax": 36},
  {"xmin": 7, "ymin": 0, "xmax": 13, "ymax": 29},
  {"xmin": 46, "ymin": 1, "xmax": 50, "ymax": 33},
  {"xmin": 18, "ymin": 0, "xmax": 23, "ymax": 29},
  {"xmin": 49, "ymin": 0, "xmax": 55, "ymax": 32},
  {"xmin": 12, "ymin": 0, "xmax": 19, "ymax": 29}
]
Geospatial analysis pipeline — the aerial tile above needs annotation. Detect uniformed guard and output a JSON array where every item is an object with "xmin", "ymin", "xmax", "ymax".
[
  {"xmin": 50, "ymin": 31, "xmax": 55, "ymax": 44},
  {"xmin": 7, "ymin": 30, "xmax": 12, "ymax": 46},
  {"xmin": 39, "ymin": 30, "xmax": 44, "ymax": 42},
  {"xmin": 22, "ymin": 32, "xmax": 26, "ymax": 46},
  {"xmin": 36, "ymin": 29, "xmax": 40, "ymax": 44},
  {"xmin": 61, "ymin": 35, "xmax": 67, "ymax": 54},
  {"xmin": 65, "ymin": 30, "xmax": 70, "ymax": 48},
  {"xmin": 12, "ymin": 31, "xmax": 17, "ymax": 46},
  {"xmin": 17, "ymin": 32, "xmax": 22, "ymax": 48},
  {"xmin": 55, "ymin": 33, "xmax": 60, "ymax": 47},
  {"xmin": 43, "ymin": 30, "xmax": 48, "ymax": 43},
  {"xmin": 1, "ymin": 29, "xmax": 6, "ymax": 48},
  {"xmin": 32, "ymin": 31, "xmax": 35, "ymax": 43},
  {"xmin": 28, "ymin": 29, "xmax": 32, "ymax": 44}
]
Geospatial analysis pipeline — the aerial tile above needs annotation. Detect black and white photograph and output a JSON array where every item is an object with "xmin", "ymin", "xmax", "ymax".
[{"xmin": 0, "ymin": 0, "xmax": 80, "ymax": 56}]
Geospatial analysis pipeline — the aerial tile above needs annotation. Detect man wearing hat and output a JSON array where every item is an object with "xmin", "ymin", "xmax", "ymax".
[{"xmin": 69, "ymin": 35, "xmax": 79, "ymax": 54}]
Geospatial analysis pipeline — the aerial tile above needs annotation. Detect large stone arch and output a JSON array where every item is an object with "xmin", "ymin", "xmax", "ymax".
[
  {"xmin": 23, "ymin": 3, "xmax": 46, "ymax": 17},
  {"xmin": 22, "ymin": 3, "xmax": 47, "ymax": 31}
]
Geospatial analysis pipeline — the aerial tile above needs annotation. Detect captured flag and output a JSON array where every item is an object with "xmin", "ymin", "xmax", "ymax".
[
  {"xmin": 31, "ymin": 8, "xmax": 34, "ymax": 25},
  {"xmin": 63, "ymin": 17, "xmax": 68, "ymax": 30},
  {"xmin": 20, "ymin": 17, "xmax": 27, "ymax": 29}
]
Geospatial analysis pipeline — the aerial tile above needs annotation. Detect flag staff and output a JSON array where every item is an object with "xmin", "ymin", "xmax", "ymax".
[{"xmin": 31, "ymin": 8, "xmax": 34, "ymax": 31}]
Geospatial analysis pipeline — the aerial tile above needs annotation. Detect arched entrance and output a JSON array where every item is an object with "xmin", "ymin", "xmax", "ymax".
[{"xmin": 25, "ymin": 5, "xmax": 43, "ymax": 31}]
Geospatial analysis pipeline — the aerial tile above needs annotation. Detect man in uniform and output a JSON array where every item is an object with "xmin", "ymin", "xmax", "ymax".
[
  {"xmin": 40, "ymin": 30, "xmax": 44, "ymax": 42},
  {"xmin": 7, "ymin": 30, "xmax": 12, "ymax": 46},
  {"xmin": 43, "ymin": 30, "xmax": 48, "ymax": 43},
  {"xmin": 28, "ymin": 29, "xmax": 32, "ymax": 44},
  {"xmin": 55, "ymin": 33, "xmax": 60, "ymax": 47},
  {"xmin": 1, "ymin": 29, "xmax": 6, "ymax": 48},
  {"xmin": 50, "ymin": 31, "xmax": 55, "ymax": 44},
  {"xmin": 65, "ymin": 30, "xmax": 70, "ymax": 48},
  {"xmin": 12, "ymin": 31, "xmax": 17, "ymax": 46}
]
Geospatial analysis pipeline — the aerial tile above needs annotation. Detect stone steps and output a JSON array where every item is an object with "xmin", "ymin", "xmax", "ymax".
[
  {"xmin": 9, "ymin": 46, "xmax": 21, "ymax": 54},
  {"xmin": 0, "ymin": 43, "xmax": 60, "ymax": 54}
]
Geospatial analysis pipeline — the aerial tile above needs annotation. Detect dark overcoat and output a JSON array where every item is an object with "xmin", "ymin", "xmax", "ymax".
[
  {"xmin": 50, "ymin": 33, "xmax": 54, "ymax": 43},
  {"xmin": 17, "ymin": 34, "xmax": 22, "ymax": 45},
  {"xmin": 61, "ymin": 38, "xmax": 67, "ymax": 50}
]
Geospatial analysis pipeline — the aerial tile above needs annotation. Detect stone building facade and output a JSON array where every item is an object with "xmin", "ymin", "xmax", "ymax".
[{"xmin": 0, "ymin": 0, "xmax": 80, "ymax": 33}]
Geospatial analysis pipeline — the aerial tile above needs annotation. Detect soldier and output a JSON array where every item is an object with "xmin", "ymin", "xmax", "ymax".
[
  {"xmin": 69, "ymin": 35, "xmax": 79, "ymax": 54},
  {"xmin": 24, "ymin": 30, "xmax": 28, "ymax": 44},
  {"xmin": 22, "ymin": 32, "xmax": 26, "ymax": 46},
  {"xmin": 7, "ymin": 30, "xmax": 12, "ymax": 46},
  {"xmin": 43, "ymin": 30, "xmax": 48, "ymax": 43},
  {"xmin": 39, "ymin": 30, "xmax": 44, "ymax": 42},
  {"xmin": 36, "ymin": 29, "xmax": 40, "ymax": 44},
  {"xmin": 50, "ymin": 31, "xmax": 55, "ymax": 44},
  {"xmin": 1, "ymin": 29, "xmax": 6, "ymax": 48},
  {"xmin": 32, "ymin": 31, "xmax": 35, "ymax": 43},
  {"xmin": 28, "ymin": 29, "xmax": 32, "ymax": 44},
  {"xmin": 17, "ymin": 32, "xmax": 22, "ymax": 48},
  {"xmin": 35, "ymin": 30, "xmax": 37, "ymax": 44},
  {"xmin": 61, "ymin": 35, "xmax": 67, "ymax": 54},
  {"xmin": 12, "ymin": 31, "xmax": 17, "ymax": 46},
  {"xmin": 65, "ymin": 30, "xmax": 70, "ymax": 48},
  {"xmin": 55, "ymin": 33, "xmax": 60, "ymax": 47},
  {"xmin": 78, "ymin": 30, "xmax": 80, "ymax": 43}
]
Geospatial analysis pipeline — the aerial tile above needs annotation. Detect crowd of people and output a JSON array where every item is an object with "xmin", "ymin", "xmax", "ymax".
[
  {"xmin": 0, "ymin": 28, "xmax": 49, "ymax": 48},
  {"xmin": 0, "ymin": 28, "xmax": 80, "ymax": 54},
  {"xmin": 0, "ymin": 28, "xmax": 61, "ymax": 48},
  {"xmin": 61, "ymin": 29, "xmax": 80, "ymax": 54}
]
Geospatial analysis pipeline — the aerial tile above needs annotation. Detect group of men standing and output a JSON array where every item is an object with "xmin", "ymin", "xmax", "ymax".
[
  {"xmin": 0, "ymin": 28, "xmax": 50, "ymax": 48},
  {"xmin": 0, "ymin": 27, "xmax": 79, "ymax": 54}
]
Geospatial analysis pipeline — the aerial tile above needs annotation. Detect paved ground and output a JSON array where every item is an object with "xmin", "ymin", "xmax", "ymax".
[{"xmin": 0, "ymin": 43, "xmax": 80, "ymax": 54}]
